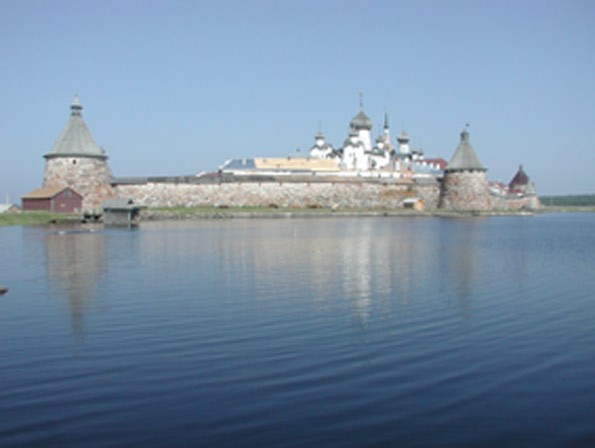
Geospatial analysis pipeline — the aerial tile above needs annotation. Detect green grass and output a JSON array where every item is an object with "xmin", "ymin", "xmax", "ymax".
[{"xmin": 0, "ymin": 212, "xmax": 80, "ymax": 227}]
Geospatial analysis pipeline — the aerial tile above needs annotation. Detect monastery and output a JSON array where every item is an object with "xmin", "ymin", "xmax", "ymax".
[{"xmin": 23, "ymin": 96, "xmax": 540, "ymax": 213}]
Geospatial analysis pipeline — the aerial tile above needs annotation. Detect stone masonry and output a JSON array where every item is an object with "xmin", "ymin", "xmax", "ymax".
[
  {"xmin": 115, "ymin": 180, "xmax": 440, "ymax": 210},
  {"xmin": 44, "ymin": 156, "xmax": 114, "ymax": 210},
  {"xmin": 438, "ymin": 170, "xmax": 492, "ymax": 211}
]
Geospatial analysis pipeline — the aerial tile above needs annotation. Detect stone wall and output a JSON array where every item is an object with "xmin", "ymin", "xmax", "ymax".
[
  {"xmin": 115, "ymin": 180, "xmax": 441, "ymax": 210},
  {"xmin": 44, "ymin": 167, "xmax": 533, "ymax": 213},
  {"xmin": 439, "ymin": 171, "xmax": 492, "ymax": 211},
  {"xmin": 43, "ymin": 157, "xmax": 115, "ymax": 210},
  {"xmin": 491, "ymin": 194, "xmax": 541, "ymax": 211}
]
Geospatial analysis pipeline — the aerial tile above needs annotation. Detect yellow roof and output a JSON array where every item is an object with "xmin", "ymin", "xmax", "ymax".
[
  {"xmin": 254, "ymin": 157, "xmax": 340, "ymax": 172},
  {"xmin": 22, "ymin": 186, "xmax": 78, "ymax": 199}
]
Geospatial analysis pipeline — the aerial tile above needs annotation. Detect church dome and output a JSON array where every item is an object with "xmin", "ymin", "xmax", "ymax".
[
  {"xmin": 350, "ymin": 111, "xmax": 373, "ymax": 130},
  {"xmin": 397, "ymin": 130, "xmax": 410, "ymax": 142}
]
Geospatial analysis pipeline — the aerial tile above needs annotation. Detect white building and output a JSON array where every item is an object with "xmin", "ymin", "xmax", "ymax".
[
  {"xmin": 251, "ymin": 102, "xmax": 448, "ymax": 180},
  {"xmin": 309, "ymin": 130, "xmax": 334, "ymax": 159},
  {"xmin": 341, "ymin": 128, "xmax": 367, "ymax": 170}
]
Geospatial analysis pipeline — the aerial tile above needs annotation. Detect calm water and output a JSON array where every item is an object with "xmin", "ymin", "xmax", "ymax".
[{"xmin": 1, "ymin": 214, "xmax": 594, "ymax": 447}]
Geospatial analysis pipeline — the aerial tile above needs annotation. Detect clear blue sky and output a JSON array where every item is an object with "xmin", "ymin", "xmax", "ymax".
[{"xmin": 1, "ymin": 0, "xmax": 594, "ymax": 201}]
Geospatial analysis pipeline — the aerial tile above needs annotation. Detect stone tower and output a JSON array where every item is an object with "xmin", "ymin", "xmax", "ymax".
[
  {"xmin": 509, "ymin": 165, "xmax": 541, "ymax": 210},
  {"xmin": 439, "ymin": 126, "xmax": 491, "ymax": 211},
  {"xmin": 43, "ymin": 96, "xmax": 114, "ymax": 211}
]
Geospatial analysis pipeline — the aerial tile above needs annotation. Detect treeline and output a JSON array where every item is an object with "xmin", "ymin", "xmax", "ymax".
[{"xmin": 540, "ymin": 194, "xmax": 595, "ymax": 206}]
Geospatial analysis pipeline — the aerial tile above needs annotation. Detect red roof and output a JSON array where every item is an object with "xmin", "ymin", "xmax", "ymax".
[
  {"xmin": 423, "ymin": 158, "xmax": 448, "ymax": 170},
  {"xmin": 509, "ymin": 165, "xmax": 529, "ymax": 188}
]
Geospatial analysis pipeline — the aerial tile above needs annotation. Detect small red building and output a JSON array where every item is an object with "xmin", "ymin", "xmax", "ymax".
[{"xmin": 22, "ymin": 187, "xmax": 83, "ymax": 213}]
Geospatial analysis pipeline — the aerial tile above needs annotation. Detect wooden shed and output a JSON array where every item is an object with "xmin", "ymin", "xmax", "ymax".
[
  {"xmin": 102, "ymin": 198, "xmax": 145, "ymax": 227},
  {"xmin": 22, "ymin": 187, "xmax": 83, "ymax": 213}
]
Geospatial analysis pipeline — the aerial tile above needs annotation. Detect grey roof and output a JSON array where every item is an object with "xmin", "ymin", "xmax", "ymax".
[
  {"xmin": 102, "ymin": 197, "xmax": 144, "ymax": 210},
  {"xmin": 45, "ymin": 96, "xmax": 107, "ymax": 160},
  {"xmin": 350, "ymin": 110, "xmax": 373, "ymax": 130},
  {"xmin": 397, "ymin": 130, "xmax": 410, "ymax": 142},
  {"xmin": 220, "ymin": 158, "xmax": 257, "ymax": 170},
  {"xmin": 445, "ymin": 127, "xmax": 486, "ymax": 172},
  {"xmin": 310, "ymin": 142, "xmax": 333, "ymax": 151}
]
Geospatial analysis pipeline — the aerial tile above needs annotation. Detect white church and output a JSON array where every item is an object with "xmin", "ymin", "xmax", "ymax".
[{"xmin": 220, "ymin": 103, "xmax": 446, "ymax": 180}]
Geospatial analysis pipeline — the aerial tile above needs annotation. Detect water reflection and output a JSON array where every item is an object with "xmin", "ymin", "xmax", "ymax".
[
  {"xmin": 437, "ymin": 218, "xmax": 488, "ymax": 321},
  {"xmin": 451, "ymin": 219, "xmax": 483, "ymax": 299},
  {"xmin": 39, "ymin": 218, "xmax": 489, "ymax": 339},
  {"xmin": 43, "ymin": 227, "xmax": 106, "ymax": 338},
  {"xmin": 133, "ymin": 218, "xmax": 484, "ymax": 329}
]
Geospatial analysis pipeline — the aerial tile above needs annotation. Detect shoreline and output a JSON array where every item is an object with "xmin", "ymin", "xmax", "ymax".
[
  {"xmin": 1, "ymin": 206, "xmax": 593, "ymax": 227},
  {"xmin": 140, "ymin": 207, "xmax": 546, "ymax": 221}
]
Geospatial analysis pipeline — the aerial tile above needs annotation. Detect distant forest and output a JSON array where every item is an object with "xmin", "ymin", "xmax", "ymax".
[{"xmin": 540, "ymin": 194, "xmax": 595, "ymax": 206}]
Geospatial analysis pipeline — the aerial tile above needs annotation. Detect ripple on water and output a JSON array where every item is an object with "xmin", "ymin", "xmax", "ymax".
[{"xmin": 1, "ymin": 215, "xmax": 595, "ymax": 447}]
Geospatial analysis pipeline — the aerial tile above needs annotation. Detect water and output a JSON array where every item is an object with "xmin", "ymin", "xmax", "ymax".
[{"xmin": 1, "ymin": 214, "xmax": 594, "ymax": 447}]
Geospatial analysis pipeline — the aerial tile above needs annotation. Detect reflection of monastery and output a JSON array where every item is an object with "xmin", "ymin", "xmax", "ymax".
[{"xmin": 23, "ymin": 96, "xmax": 540, "ymax": 213}]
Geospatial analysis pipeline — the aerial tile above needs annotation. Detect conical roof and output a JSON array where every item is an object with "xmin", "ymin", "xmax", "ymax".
[
  {"xmin": 45, "ymin": 96, "xmax": 107, "ymax": 159},
  {"xmin": 509, "ymin": 165, "xmax": 529, "ymax": 188},
  {"xmin": 445, "ymin": 127, "xmax": 485, "ymax": 172}
]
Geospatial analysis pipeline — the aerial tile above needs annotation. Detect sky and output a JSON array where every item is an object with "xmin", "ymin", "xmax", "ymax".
[{"xmin": 1, "ymin": 0, "xmax": 594, "ymax": 201}]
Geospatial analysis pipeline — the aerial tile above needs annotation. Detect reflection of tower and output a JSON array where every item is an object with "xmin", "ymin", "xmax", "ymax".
[
  {"xmin": 43, "ymin": 96, "xmax": 114, "ymax": 210},
  {"xmin": 338, "ymin": 221, "xmax": 376, "ymax": 327},
  {"xmin": 444, "ymin": 219, "xmax": 484, "ymax": 318},
  {"xmin": 44, "ymin": 230, "xmax": 106, "ymax": 337},
  {"xmin": 390, "ymin": 222, "xmax": 416, "ymax": 305}
]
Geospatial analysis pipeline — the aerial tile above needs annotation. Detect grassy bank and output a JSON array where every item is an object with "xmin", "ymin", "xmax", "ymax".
[
  {"xmin": 2, "ymin": 204, "xmax": 591, "ymax": 227},
  {"xmin": 0, "ymin": 212, "xmax": 81, "ymax": 227}
]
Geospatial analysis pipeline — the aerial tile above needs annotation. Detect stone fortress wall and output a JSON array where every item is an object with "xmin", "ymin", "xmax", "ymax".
[
  {"xmin": 439, "ymin": 171, "xmax": 491, "ymax": 211},
  {"xmin": 44, "ymin": 157, "xmax": 114, "ymax": 210},
  {"xmin": 113, "ymin": 175, "xmax": 536, "ymax": 212},
  {"xmin": 114, "ymin": 178, "xmax": 441, "ymax": 210},
  {"xmin": 39, "ymin": 97, "xmax": 540, "ymax": 213}
]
